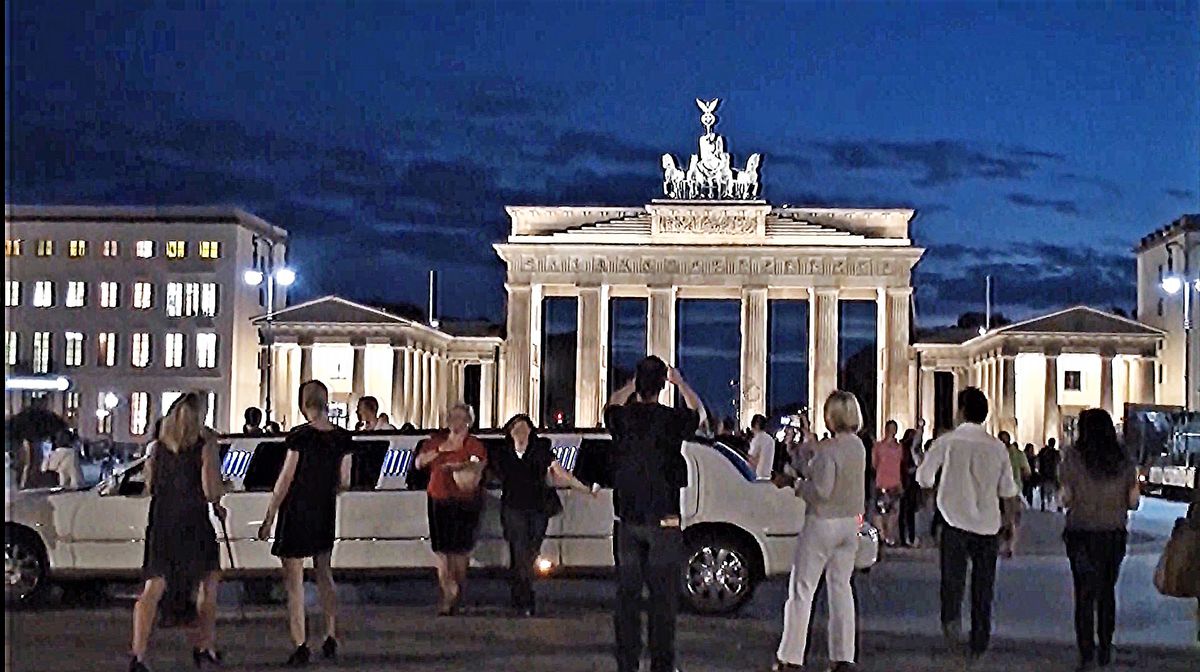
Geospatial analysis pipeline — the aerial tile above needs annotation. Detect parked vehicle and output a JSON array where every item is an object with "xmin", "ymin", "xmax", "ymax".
[
  {"xmin": 1126, "ymin": 405, "xmax": 1199, "ymax": 498},
  {"xmin": 5, "ymin": 430, "xmax": 879, "ymax": 613}
]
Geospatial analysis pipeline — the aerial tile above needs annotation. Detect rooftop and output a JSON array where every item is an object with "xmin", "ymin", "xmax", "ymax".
[{"xmin": 4, "ymin": 204, "xmax": 288, "ymax": 241}]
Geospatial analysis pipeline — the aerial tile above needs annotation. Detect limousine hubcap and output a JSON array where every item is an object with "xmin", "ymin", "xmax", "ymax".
[
  {"xmin": 5, "ymin": 539, "xmax": 41, "ymax": 600},
  {"xmin": 686, "ymin": 544, "xmax": 749, "ymax": 610}
]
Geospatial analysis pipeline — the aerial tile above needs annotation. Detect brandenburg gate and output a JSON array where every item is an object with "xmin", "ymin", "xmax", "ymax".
[{"xmin": 495, "ymin": 100, "xmax": 924, "ymax": 436}]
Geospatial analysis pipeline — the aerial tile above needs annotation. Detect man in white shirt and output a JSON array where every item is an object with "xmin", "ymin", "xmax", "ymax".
[
  {"xmin": 916, "ymin": 387, "xmax": 1019, "ymax": 665},
  {"xmin": 746, "ymin": 414, "xmax": 776, "ymax": 480},
  {"xmin": 356, "ymin": 396, "xmax": 396, "ymax": 431},
  {"xmin": 42, "ymin": 431, "xmax": 84, "ymax": 489}
]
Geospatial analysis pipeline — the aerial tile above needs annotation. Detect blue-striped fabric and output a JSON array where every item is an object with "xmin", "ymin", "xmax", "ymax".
[
  {"xmin": 381, "ymin": 449, "xmax": 414, "ymax": 478},
  {"xmin": 553, "ymin": 445, "xmax": 579, "ymax": 472},
  {"xmin": 221, "ymin": 450, "xmax": 253, "ymax": 479}
]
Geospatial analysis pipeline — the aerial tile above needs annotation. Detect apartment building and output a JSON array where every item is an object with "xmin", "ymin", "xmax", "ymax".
[
  {"xmin": 4, "ymin": 206, "xmax": 287, "ymax": 441},
  {"xmin": 1136, "ymin": 214, "xmax": 1200, "ymax": 409}
]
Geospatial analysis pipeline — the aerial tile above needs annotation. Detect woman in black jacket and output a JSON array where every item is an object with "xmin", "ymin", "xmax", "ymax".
[{"xmin": 492, "ymin": 414, "xmax": 594, "ymax": 615}]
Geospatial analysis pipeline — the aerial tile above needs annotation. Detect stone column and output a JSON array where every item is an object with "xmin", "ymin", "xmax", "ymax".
[
  {"xmin": 420, "ymin": 350, "xmax": 433, "ymax": 428},
  {"xmin": 404, "ymin": 348, "xmax": 419, "ymax": 425},
  {"xmin": 1044, "ymin": 352, "xmax": 1061, "ymax": 444},
  {"xmin": 576, "ymin": 285, "xmax": 608, "ymax": 427},
  {"xmin": 884, "ymin": 288, "xmax": 913, "ymax": 429},
  {"xmin": 502, "ymin": 283, "xmax": 533, "ymax": 423},
  {"xmin": 258, "ymin": 345, "xmax": 271, "ymax": 411},
  {"xmin": 1099, "ymin": 353, "xmax": 1114, "ymax": 416},
  {"xmin": 299, "ymin": 342, "xmax": 313, "ymax": 383},
  {"xmin": 1138, "ymin": 357, "xmax": 1157, "ymax": 404},
  {"xmin": 920, "ymin": 366, "xmax": 936, "ymax": 432},
  {"xmin": 739, "ymin": 286, "xmax": 769, "ymax": 423},
  {"xmin": 391, "ymin": 344, "xmax": 408, "ymax": 423},
  {"xmin": 351, "ymin": 342, "xmax": 366, "ymax": 404},
  {"xmin": 1001, "ymin": 355, "xmax": 1017, "ymax": 436},
  {"xmin": 809, "ymin": 288, "xmax": 839, "ymax": 437},
  {"xmin": 479, "ymin": 360, "xmax": 497, "ymax": 428},
  {"xmin": 647, "ymin": 286, "xmax": 677, "ymax": 405},
  {"xmin": 430, "ymin": 353, "xmax": 444, "ymax": 427},
  {"xmin": 951, "ymin": 368, "xmax": 963, "ymax": 421}
]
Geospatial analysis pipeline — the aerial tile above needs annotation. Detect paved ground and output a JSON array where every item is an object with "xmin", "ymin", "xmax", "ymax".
[{"xmin": 6, "ymin": 499, "xmax": 1197, "ymax": 671}]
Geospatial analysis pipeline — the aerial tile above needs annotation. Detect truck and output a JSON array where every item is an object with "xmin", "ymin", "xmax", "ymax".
[{"xmin": 1124, "ymin": 404, "xmax": 1199, "ymax": 498}]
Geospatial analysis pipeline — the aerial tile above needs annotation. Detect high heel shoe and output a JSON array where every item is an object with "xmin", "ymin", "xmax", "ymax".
[
  {"xmin": 321, "ymin": 636, "xmax": 338, "ymax": 660},
  {"xmin": 128, "ymin": 656, "xmax": 151, "ymax": 672},
  {"xmin": 285, "ymin": 644, "xmax": 311, "ymax": 667},
  {"xmin": 192, "ymin": 648, "xmax": 222, "ymax": 668}
]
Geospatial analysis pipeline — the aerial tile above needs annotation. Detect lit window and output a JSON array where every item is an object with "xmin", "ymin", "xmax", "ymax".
[
  {"xmin": 65, "ymin": 281, "xmax": 87, "ymax": 308},
  {"xmin": 64, "ymin": 332, "xmax": 84, "ymax": 367},
  {"xmin": 36, "ymin": 240, "xmax": 54, "ymax": 256},
  {"xmin": 136, "ymin": 240, "xmax": 154, "ymax": 258},
  {"xmin": 33, "ymin": 281, "xmax": 54, "ymax": 308},
  {"xmin": 5, "ymin": 331, "xmax": 17, "ymax": 366},
  {"xmin": 130, "ymin": 392, "xmax": 149, "ymax": 436},
  {"xmin": 184, "ymin": 283, "xmax": 200, "ymax": 316},
  {"xmin": 103, "ymin": 240, "xmax": 119, "ymax": 257},
  {"xmin": 5, "ymin": 239, "xmax": 22, "ymax": 256},
  {"xmin": 32, "ymin": 331, "xmax": 51, "ymax": 374},
  {"xmin": 4, "ymin": 280, "xmax": 19, "ymax": 307},
  {"xmin": 97, "ymin": 332, "xmax": 117, "ymax": 367},
  {"xmin": 165, "ymin": 332, "xmax": 185, "ymax": 368},
  {"xmin": 206, "ymin": 391, "xmax": 216, "ymax": 427},
  {"xmin": 200, "ymin": 283, "xmax": 219, "ymax": 317},
  {"xmin": 64, "ymin": 392, "xmax": 80, "ymax": 426},
  {"xmin": 166, "ymin": 240, "xmax": 186, "ymax": 259},
  {"xmin": 131, "ymin": 333, "xmax": 151, "ymax": 368},
  {"xmin": 100, "ymin": 282, "xmax": 120, "ymax": 308},
  {"xmin": 161, "ymin": 391, "xmax": 182, "ymax": 416},
  {"xmin": 96, "ymin": 393, "xmax": 114, "ymax": 435},
  {"xmin": 1064, "ymin": 370, "xmax": 1083, "ymax": 391},
  {"xmin": 69, "ymin": 240, "xmax": 87, "ymax": 258},
  {"xmin": 133, "ymin": 282, "xmax": 153, "ymax": 309},
  {"xmin": 166, "ymin": 282, "xmax": 183, "ymax": 317},
  {"xmin": 196, "ymin": 332, "xmax": 217, "ymax": 369},
  {"xmin": 199, "ymin": 241, "xmax": 221, "ymax": 259}
]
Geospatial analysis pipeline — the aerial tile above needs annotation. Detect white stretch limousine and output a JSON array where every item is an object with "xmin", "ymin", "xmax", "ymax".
[{"xmin": 5, "ymin": 430, "xmax": 879, "ymax": 613}]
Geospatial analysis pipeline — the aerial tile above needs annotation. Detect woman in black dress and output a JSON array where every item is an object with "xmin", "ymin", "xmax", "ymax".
[
  {"xmin": 258, "ymin": 380, "xmax": 353, "ymax": 666},
  {"xmin": 493, "ymin": 414, "xmax": 594, "ymax": 615},
  {"xmin": 129, "ymin": 392, "xmax": 224, "ymax": 672}
]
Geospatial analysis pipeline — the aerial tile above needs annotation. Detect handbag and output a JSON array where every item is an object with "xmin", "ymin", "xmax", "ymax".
[{"xmin": 1154, "ymin": 516, "xmax": 1200, "ymax": 598}]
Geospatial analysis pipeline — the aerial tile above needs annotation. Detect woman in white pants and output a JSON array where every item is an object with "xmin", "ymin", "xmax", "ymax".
[{"xmin": 771, "ymin": 390, "xmax": 867, "ymax": 672}]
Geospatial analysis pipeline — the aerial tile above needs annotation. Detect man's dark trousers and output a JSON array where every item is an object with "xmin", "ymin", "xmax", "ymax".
[
  {"xmin": 940, "ymin": 524, "xmax": 1000, "ymax": 655},
  {"xmin": 614, "ymin": 521, "xmax": 684, "ymax": 672}
]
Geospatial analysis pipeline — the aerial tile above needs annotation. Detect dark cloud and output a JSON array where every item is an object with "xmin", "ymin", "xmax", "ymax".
[
  {"xmin": 1057, "ymin": 172, "xmax": 1123, "ymax": 198},
  {"xmin": 1166, "ymin": 188, "xmax": 1197, "ymax": 202},
  {"xmin": 1006, "ymin": 192, "xmax": 1081, "ymax": 217},
  {"xmin": 813, "ymin": 139, "xmax": 1060, "ymax": 187}
]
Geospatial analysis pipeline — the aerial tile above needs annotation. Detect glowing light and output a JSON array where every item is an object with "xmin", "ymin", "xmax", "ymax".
[
  {"xmin": 978, "ymin": 326, "xmax": 987, "ymax": 336},
  {"xmin": 243, "ymin": 269, "xmax": 265, "ymax": 286},
  {"xmin": 1162, "ymin": 275, "xmax": 1183, "ymax": 295},
  {"xmin": 5, "ymin": 376, "xmax": 70, "ymax": 391},
  {"xmin": 103, "ymin": 392, "xmax": 119, "ymax": 409},
  {"xmin": 535, "ymin": 557, "xmax": 554, "ymax": 575},
  {"xmin": 274, "ymin": 267, "xmax": 296, "ymax": 287}
]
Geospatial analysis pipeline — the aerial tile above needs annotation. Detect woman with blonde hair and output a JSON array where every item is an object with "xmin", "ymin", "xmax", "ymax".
[
  {"xmin": 770, "ymin": 390, "xmax": 867, "ymax": 672},
  {"xmin": 129, "ymin": 392, "xmax": 224, "ymax": 672},
  {"xmin": 415, "ymin": 402, "xmax": 488, "ymax": 615},
  {"xmin": 258, "ymin": 380, "xmax": 354, "ymax": 666}
]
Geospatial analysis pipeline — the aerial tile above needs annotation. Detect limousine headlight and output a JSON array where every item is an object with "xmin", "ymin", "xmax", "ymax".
[{"xmin": 535, "ymin": 557, "xmax": 555, "ymax": 575}]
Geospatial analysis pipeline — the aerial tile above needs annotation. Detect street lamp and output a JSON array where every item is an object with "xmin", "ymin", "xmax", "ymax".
[{"xmin": 245, "ymin": 240, "xmax": 295, "ymax": 426}]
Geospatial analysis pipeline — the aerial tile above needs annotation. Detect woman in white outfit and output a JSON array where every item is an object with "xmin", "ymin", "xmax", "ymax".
[{"xmin": 770, "ymin": 390, "xmax": 866, "ymax": 672}]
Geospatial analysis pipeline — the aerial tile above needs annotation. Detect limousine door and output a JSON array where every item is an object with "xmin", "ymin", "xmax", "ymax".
[
  {"xmin": 68, "ymin": 463, "xmax": 152, "ymax": 571},
  {"xmin": 222, "ymin": 438, "xmax": 293, "ymax": 571},
  {"xmin": 559, "ymin": 436, "xmax": 615, "ymax": 567}
]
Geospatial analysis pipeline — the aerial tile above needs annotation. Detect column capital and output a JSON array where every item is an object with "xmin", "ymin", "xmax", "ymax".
[
  {"xmin": 884, "ymin": 286, "xmax": 914, "ymax": 298},
  {"xmin": 504, "ymin": 282, "xmax": 532, "ymax": 293}
]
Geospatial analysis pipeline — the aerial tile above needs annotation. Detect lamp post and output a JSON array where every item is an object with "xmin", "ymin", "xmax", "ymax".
[
  {"xmin": 244, "ymin": 245, "xmax": 296, "ymax": 425},
  {"xmin": 1161, "ymin": 241, "xmax": 1197, "ymax": 409}
]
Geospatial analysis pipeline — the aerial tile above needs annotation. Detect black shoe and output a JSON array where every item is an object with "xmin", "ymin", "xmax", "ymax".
[
  {"xmin": 285, "ymin": 644, "xmax": 310, "ymax": 667},
  {"xmin": 771, "ymin": 660, "xmax": 804, "ymax": 671},
  {"xmin": 1097, "ymin": 646, "xmax": 1112, "ymax": 667},
  {"xmin": 829, "ymin": 663, "xmax": 856, "ymax": 672},
  {"xmin": 192, "ymin": 648, "xmax": 222, "ymax": 668},
  {"xmin": 941, "ymin": 622, "xmax": 963, "ymax": 651},
  {"xmin": 321, "ymin": 637, "xmax": 338, "ymax": 660},
  {"xmin": 129, "ymin": 657, "xmax": 151, "ymax": 672}
]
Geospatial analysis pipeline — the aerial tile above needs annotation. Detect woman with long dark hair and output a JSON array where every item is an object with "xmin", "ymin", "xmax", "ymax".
[
  {"xmin": 129, "ymin": 392, "xmax": 224, "ymax": 672},
  {"xmin": 1060, "ymin": 408, "xmax": 1139, "ymax": 670},
  {"xmin": 493, "ymin": 414, "xmax": 595, "ymax": 615}
]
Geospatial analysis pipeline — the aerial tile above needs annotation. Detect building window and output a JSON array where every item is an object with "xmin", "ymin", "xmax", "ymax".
[
  {"xmin": 36, "ymin": 239, "xmax": 54, "ymax": 256},
  {"xmin": 166, "ymin": 282, "xmax": 183, "ymax": 317},
  {"xmin": 133, "ymin": 282, "xmax": 153, "ymax": 309},
  {"xmin": 4, "ymin": 280, "xmax": 18, "ymax": 307},
  {"xmin": 165, "ymin": 332, "xmax": 185, "ymax": 368},
  {"xmin": 184, "ymin": 283, "xmax": 200, "ymax": 316},
  {"xmin": 64, "ymin": 332, "xmax": 84, "ymax": 367},
  {"xmin": 64, "ymin": 392, "xmax": 80, "ymax": 427},
  {"xmin": 100, "ymin": 281, "xmax": 120, "ymax": 308},
  {"xmin": 205, "ymin": 391, "xmax": 216, "ymax": 427},
  {"xmin": 199, "ymin": 241, "xmax": 220, "ymax": 259},
  {"xmin": 167, "ymin": 282, "xmax": 203, "ymax": 317},
  {"xmin": 131, "ymin": 333, "xmax": 151, "ymax": 368},
  {"xmin": 1064, "ymin": 370, "xmax": 1083, "ymax": 391},
  {"xmin": 103, "ymin": 240, "xmax": 119, "ymax": 257},
  {"xmin": 136, "ymin": 240, "xmax": 154, "ymax": 258},
  {"xmin": 97, "ymin": 332, "xmax": 117, "ymax": 367},
  {"xmin": 33, "ymin": 281, "xmax": 54, "ymax": 308},
  {"xmin": 5, "ymin": 331, "xmax": 17, "ymax": 366},
  {"xmin": 96, "ymin": 393, "xmax": 114, "ymax": 435},
  {"xmin": 32, "ymin": 331, "xmax": 51, "ymax": 374},
  {"xmin": 69, "ymin": 240, "xmax": 87, "ymax": 258},
  {"xmin": 5, "ymin": 239, "xmax": 22, "ymax": 256},
  {"xmin": 65, "ymin": 281, "xmax": 87, "ymax": 308},
  {"xmin": 200, "ymin": 283, "xmax": 219, "ymax": 317},
  {"xmin": 161, "ymin": 391, "xmax": 182, "ymax": 416},
  {"xmin": 130, "ymin": 392, "xmax": 150, "ymax": 436},
  {"xmin": 196, "ymin": 332, "xmax": 217, "ymax": 369},
  {"xmin": 166, "ymin": 240, "xmax": 187, "ymax": 259}
]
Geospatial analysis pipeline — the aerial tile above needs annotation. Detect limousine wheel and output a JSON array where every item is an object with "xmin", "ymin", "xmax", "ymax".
[
  {"xmin": 5, "ymin": 527, "xmax": 47, "ymax": 608},
  {"xmin": 682, "ymin": 533, "xmax": 755, "ymax": 615}
]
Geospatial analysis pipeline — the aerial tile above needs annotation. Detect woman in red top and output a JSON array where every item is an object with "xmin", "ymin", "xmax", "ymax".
[{"xmin": 415, "ymin": 403, "xmax": 488, "ymax": 615}]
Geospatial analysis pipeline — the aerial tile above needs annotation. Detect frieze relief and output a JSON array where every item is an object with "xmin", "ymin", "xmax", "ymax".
[
  {"xmin": 656, "ymin": 211, "xmax": 760, "ymax": 236},
  {"xmin": 510, "ymin": 252, "xmax": 911, "ymax": 278}
]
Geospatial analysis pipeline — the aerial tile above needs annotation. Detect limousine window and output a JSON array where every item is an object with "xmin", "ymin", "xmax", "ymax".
[
  {"xmin": 349, "ymin": 440, "xmax": 390, "ymax": 490},
  {"xmin": 242, "ymin": 441, "xmax": 288, "ymax": 491},
  {"xmin": 572, "ymin": 438, "xmax": 614, "ymax": 489}
]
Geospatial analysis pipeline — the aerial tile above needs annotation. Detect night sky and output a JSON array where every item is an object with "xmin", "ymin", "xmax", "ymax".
[{"xmin": 7, "ymin": 2, "xmax": 1199, "ymax": 412}]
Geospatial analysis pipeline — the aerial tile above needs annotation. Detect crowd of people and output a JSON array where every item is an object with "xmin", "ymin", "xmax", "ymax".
[{"xmin": 114, "ymin": 355, "xmax": 1195, "ymax": 672}]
